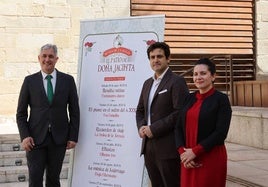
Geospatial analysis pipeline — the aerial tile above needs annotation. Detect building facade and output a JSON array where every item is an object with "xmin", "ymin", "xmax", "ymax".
[{"xmin": 0, "ymin": 0, "xmax": 267, "ymax": 121}]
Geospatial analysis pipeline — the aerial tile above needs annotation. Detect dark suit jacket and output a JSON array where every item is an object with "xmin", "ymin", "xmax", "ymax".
[
  {"xmin": 175, "ymin": 90, "xmax": 232, "ymax": 152},
  {"xmin": 136, "ymin": 68, "xmax": 188, "ymax": 159},
  {"xmin": 16, "ymin": 69, "xmax": 80, "ymax": 146}
]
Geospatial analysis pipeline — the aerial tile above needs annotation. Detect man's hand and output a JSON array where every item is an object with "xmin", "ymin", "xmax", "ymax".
[
  {"xmin": 138, "ymin": 126, "xmax": 147, "ymax": 138},
  {"xmin": 22, "ymin": 137, "xmax": 35, "ymax": 151},
  {"xmin": 66, "ymin": 141, "xmax": 77, "ymax": 149},
  {"xmin": 139, "ymin": 126, "xmax": 153, "ymax": 138}
]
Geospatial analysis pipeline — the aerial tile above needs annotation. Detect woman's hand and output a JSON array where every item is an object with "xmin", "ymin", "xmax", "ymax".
[{"xmin": 180, "ymin": 148, "xmax": 202, "ymax": 168}]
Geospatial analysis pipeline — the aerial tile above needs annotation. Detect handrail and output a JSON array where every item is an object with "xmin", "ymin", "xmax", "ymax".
[{"xmin": 180, "ymin": 67, "xmax": 193, "ymax": 77}]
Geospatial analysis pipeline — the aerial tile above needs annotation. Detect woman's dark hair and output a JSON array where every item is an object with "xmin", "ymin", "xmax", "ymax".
[
  {"xmin": 147, "ymin": 42, "xmax": 170, "ymax": 59},
  {"xmin": 195, "ymin": 58, "xmax": 216, "ymax": 75}
]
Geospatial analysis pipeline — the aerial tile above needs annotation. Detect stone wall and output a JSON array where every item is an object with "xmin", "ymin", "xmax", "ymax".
[
  {"xmin": 0, "ymin": 0, "xmax": 130, "ymax": 118},
  {"xmin": 256, "ymin": 0, "xmax": 268, "ymax": 78},
  {"xmin": 227, "ymin": 106, "xmax": 268, "ymax": 149}
]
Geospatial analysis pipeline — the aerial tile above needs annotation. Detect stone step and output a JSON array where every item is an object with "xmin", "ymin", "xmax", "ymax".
[
  {"xmin": 0, "ymin": 163, "xmax": 69, "ymax": 183},
  {"xmin": 0, "ymin": 135, "xmax": 22, "ymax": 152},
  {"xmin": 0, "ymin": 179, "xmax": 68, "ymax": 187},
  {"xmin": 0, "ymin": 144, "xmax": 23, "ymax": 152},
  {"xmin": 0, "ymin": 151, "xmax": 26, "ymax": 167},
  {"xmin": 0, "ymin": 150, "xmax": 70, "ymax": 167},
  {"xmin": 0, "ymin": 135, "xmax": 20, "ymax": 143},
  {"xmin": 0, "ymin": 134, "xmax": 71, "ymax": 183}
]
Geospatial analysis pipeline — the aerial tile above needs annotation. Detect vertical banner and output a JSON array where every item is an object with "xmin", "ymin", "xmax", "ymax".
[{"xmin": 71, "ymin": 15, "xmax": 165, "ymax": 187}]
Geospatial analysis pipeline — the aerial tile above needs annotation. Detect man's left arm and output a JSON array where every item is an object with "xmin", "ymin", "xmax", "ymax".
[{"xmin": 67, "ymin": 76, "xmax": 80, "ymax": 145}]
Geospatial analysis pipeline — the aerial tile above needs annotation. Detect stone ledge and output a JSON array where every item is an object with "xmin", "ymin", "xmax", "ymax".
[{"xmin": 227, "ymin": 106, "xmax": 268, "ymax": 149}]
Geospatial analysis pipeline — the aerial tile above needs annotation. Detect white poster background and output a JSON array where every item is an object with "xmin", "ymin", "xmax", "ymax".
[{"xmin": 71, "ymin": 16, "xmax": 165, "ymax": 187}]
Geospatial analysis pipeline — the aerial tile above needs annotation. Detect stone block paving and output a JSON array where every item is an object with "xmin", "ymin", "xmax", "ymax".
[{"xmin": 226, "ymin": 142, "xmax": 268, "ymax": 187}]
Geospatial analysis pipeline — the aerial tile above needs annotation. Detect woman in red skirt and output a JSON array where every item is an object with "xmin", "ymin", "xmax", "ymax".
[{"xmin": 175, "ymin": 58, "xmax": 232, "ymax": 187}]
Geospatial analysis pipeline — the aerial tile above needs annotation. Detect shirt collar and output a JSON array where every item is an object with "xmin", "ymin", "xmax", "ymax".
[
  {"xmin": 152, "ymin": 67, "xmax": 169, "ymax": 81},
  {"xmin": 41, "ymin": 69, "xmax": 56, "ymax": 80}
]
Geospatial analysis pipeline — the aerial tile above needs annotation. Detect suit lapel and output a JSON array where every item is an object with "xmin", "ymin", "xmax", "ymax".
[
  {"xmin": 54, "ymin": 70, "xmax": 62, "ymax": 99},
  {"xmin": 144, "ymin": 78, "xmax": 154, "ymax": 111},
  {"xmin": 153, "ymin": 69, "xmax": 171, "ymax": 99},
  {"xmin": 37, "ymin": 71, "xmax": 48, "ymax": 100}
]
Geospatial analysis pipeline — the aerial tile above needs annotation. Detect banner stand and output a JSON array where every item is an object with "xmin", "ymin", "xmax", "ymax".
[{"xmin": 69, "ymin": 15, "xmax": 165, "ymax": 187}]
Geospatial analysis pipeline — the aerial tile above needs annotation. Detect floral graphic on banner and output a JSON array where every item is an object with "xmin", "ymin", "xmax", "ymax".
[
  {"xmin": 144, "ymin": 39, "xmax": 156, "ymax": 47},
  {"xmin": 84, "ymin": 41, "xmax": 95, "ymax": 56}
]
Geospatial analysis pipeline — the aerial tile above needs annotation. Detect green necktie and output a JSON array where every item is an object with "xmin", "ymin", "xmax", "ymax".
[{"xmin": 46, "ymin": 75, "xmax": 53, "ymax": 104}]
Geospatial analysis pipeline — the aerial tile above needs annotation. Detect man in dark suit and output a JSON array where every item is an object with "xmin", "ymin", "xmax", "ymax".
[
  {"xmin": 136, "ymin": 42, "xmax": 188, "ymax": 187},
  {"xmin": 16, "ymin": 44, "xmax": 80, "ymax": 187}
]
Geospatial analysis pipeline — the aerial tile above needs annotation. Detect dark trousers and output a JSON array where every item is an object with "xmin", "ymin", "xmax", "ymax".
[
  {"xmin": 26, "ymin": 133, "xmax": 66, "ymax": 187},
  {"xmin": 144, "ymin": 140, "xmax": 180, "ymax": 187}
]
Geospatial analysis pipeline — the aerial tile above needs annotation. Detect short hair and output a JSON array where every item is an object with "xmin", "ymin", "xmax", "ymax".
[
  {"xmin": 40, "ymin": 44, "xmax": 58, "ymax": 56},
  {"xmin": 147, "ymin": 42, "xmax": 170, "ymax": 59},
  {"xmin": 195, "ymin": 58, "xmax": 216, "ymax": 75}
]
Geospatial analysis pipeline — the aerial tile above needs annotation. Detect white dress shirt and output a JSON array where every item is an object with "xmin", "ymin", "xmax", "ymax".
[{"xmin": 147, "ymin": 67, "xmax": 169, "ymax": 125}]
